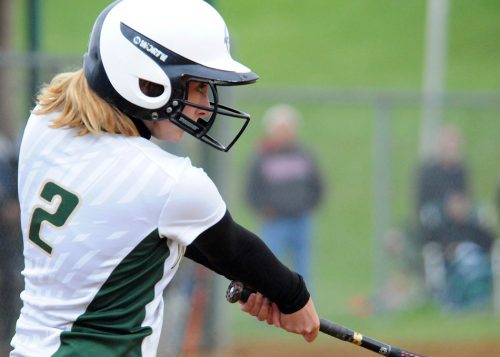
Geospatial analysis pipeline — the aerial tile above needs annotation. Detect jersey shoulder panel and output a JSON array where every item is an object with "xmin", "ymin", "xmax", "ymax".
[
  {"xmin": 125, "ymin": 136, "xmax": 192, "ymax": 180},
  {"xmin": 158, "ymin": 163, "xmax": 226, "ymax": 245}
]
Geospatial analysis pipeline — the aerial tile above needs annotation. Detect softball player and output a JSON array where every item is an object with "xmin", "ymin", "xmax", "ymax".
[{"xmin": 11, "ymin": 0, "xmax": 319, "ymax": 355}]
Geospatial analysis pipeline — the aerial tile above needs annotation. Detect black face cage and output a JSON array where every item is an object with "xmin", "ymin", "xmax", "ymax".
[{"xmin": 169, "ymin": 78, "xmax": 250, "ymax": 152}]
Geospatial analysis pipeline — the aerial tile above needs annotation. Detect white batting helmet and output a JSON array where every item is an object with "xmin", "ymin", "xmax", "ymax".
[{"xmin": 84, "ymin": 0, "xmax": 258, "ymax": 151}]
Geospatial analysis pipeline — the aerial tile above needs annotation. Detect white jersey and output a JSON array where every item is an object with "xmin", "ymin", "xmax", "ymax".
[{"xmin": 11, "ymin": 112, "xmax": 226, "ymax": 356}]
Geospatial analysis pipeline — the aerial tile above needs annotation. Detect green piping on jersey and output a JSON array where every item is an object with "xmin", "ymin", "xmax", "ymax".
[{"xmin": 53, "ymin": 229, "xmax": 169, "ymax": 357}]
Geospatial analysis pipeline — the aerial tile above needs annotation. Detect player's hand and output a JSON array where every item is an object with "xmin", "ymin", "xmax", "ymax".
[
  {"xmin": 240, "ymin": 294, "xmax": 320, "ymax": 342},
  {"xmin": 278, "ymin": 297, "xmax": 320, "ymax": 342},
  {"xmin": 239, "ymin": 292, "xmax": 278, "ymax": 325}
]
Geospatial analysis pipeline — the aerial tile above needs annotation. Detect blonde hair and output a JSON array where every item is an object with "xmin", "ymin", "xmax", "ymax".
[{"xmin": 34, "ymin": 69, "xmax": 139, "ymax": 137}]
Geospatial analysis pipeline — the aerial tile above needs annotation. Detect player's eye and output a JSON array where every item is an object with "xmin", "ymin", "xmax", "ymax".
[{"xmin": 197, "ymin": 84, "xmax": 208, "ymax": 94}]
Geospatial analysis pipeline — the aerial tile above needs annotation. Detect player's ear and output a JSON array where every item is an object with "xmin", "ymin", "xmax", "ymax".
[{"xmin": 139, "ymin": 79, "xmax": 165, "ymax": 97}]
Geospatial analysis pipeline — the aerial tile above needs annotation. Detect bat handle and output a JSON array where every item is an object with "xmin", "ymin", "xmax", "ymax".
[
  {"xmin": 226, "ymin": 280, "xmax": 254, "ymax": 303},
  {"xmin": 226, "ymin": 281, "xmax": 428, "ymax": 357}
]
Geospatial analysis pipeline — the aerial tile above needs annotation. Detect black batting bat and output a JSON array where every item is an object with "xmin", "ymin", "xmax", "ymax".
[{"xmin": 226, "ymin": 281, "xmax": 429, "ymax": 357}]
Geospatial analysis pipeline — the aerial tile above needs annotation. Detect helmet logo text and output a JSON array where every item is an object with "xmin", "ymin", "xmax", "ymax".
[{"xmin": 133, "ymin": 36, "xmax": 168, "ymax": 62}]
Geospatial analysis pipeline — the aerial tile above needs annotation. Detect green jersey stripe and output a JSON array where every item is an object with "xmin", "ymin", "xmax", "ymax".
[{"xmin": 52, "ymin": 229, "xmax": 169, "ymax": 357}]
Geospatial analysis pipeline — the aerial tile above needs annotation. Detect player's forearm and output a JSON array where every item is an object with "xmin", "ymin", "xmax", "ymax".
[
  {"xmin": 185, "ymin": 210, "xmax": 310, "ymax": 314},
  {"xmin": 184, "ymin": 242, "xmax": 234, "ymax": 280}
]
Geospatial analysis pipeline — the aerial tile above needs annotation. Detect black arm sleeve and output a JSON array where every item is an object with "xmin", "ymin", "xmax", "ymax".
[{"xmin": 184, "ymin": 210, "xmax": 310, "ymax": 314}]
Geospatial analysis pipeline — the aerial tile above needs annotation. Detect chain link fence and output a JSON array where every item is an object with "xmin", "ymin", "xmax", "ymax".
[
  {"xmin": 233, "ymin": 86, "xmax": 500, "ymax": 318},
  {"xmin": 1, "ymin": 52, "xmax": 499, "ymax": 354}
]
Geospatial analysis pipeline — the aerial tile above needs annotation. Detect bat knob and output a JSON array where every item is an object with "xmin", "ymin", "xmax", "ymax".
[{"xmin": 226, "ymin": 281, "xmax": 244, "ymax": 303}]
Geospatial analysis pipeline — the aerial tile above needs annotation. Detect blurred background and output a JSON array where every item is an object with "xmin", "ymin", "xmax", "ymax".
[{"xmin": 0, "ymin": 0, "xmax": 499, "ymax": 356}]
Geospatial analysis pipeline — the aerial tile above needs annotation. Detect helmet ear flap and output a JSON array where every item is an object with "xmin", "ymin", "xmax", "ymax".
[
  {"xmin": 84, "ymin": 1, "xmax": 174, "ymax": 120},
  {"xmin": 100, "ymin": 20, "xmax": 173, "ymax": 110}
]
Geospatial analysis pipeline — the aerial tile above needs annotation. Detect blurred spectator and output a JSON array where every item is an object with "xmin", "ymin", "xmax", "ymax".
[
  {"xmin": 245, "ymin": 104, "xmax": 324, "ymax": 286},
  {"xmin": 415, "ymin": 124, "xmax": 471, "ymax": 236},
  {"xmin": 380, "ymin": 125, "xmax": 470, "ymax": 310},
  {"xmin": 412, "ymin": 124, "xmax": 496, "ymax": 311},
  {"xmin": 424, "ymin": 192, "xmax": 495, "ymax": 311},
  {"xmin": 0, "ymin": 134, "xmax": 23, "ymax": 354}
]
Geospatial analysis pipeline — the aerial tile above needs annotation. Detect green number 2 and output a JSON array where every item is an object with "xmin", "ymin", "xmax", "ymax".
[{"xmin": 28, "ymin": 181, "xmax": 80, "ymax": 255}]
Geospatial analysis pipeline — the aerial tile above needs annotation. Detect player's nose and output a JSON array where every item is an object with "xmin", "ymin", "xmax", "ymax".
[{"xmin": 197, "ymin": 95, "xmax": 210, "ymax": 118}]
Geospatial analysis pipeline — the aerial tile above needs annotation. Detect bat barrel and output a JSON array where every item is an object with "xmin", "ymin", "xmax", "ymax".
[{"xmin": 319, "ymin": 319, "xmax": 426, "ymax": 357}]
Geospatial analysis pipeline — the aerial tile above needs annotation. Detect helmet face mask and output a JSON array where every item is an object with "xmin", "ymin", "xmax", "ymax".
[
  {"xmin": 83, "ymin": 0, "xmax": 258, "ymax": 151},
  {"xmin": 170, "ymin": 78, "xmax": 251, "ymax": 152}
]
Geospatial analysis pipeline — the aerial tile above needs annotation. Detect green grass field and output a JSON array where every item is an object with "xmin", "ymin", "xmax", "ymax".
[{"xmin": 13, "ymin": 0, "xmax": 500, "ymax": 351}]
